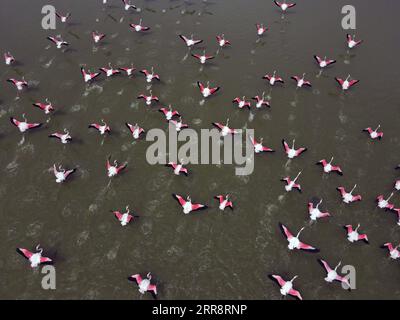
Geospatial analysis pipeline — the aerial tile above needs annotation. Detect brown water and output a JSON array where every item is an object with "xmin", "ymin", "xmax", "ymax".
[{"xmin": 1, "ymin": 0, "xmax": 400, "ymax": 300}]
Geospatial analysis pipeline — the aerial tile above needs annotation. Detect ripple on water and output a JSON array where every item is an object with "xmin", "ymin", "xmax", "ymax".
[
  {"xmin": 166, "ymin": 245, "xmax": 184, "ymax": 263},
  {"xmin": 129, "ymin": 101, "xmax": 139, "ymax": 110},
  {"xmin": 209, "ymin": 182, "xmax": 218, "ymax": 191},
  {"xmin": 106, "ymin": 242, "xmax": 120, "ymax": 260},
  {"xmin": 62, "ymin": 206, "xmax": 72, "ymax": 218},
  {"xmin": 88, "ymin": 203, "xmax": 98, "ymax": 214},
  {"xmin": 192, "ymin": 118, "xmax": 202, "ymax": 125},
  {"xmin": 5, "ymin": 159, "xmax": 19, "ymax": 176},
  {"xmin": 26, "ymin": 222, "xmax": 43, "ymax": 237},
  {"xmin": 76, "ymin": 230, "xmax": 90, "ymax": 246},
  {"xmin": 141, "ymin": 221, "xmax": 152, "ymax": 235},
  {"xmin": 70, "ymin": 104, "xmax": 86, "ymax": 113},
  {"xmin": 102, "ymin": 107, "xmax": 111, "ymax": 114},
  {"xmin": 181, "ymin": 95, "xmax": 195, "ymax": 105},
  {"xmin": 83, "ymin": 85, "xmax": 103, "ymax": 97},
  {"xmin": 121, "ymin": 142, "xmax": 133, "ymax": 152},
  {"xmin": 145, "ymin": 199, "xmax": 162, "ymax": 217}
]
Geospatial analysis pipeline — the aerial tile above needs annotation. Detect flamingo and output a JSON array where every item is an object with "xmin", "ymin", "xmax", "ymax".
[
  {"xmin": 137, "ymin": 90, "xmax": 159, "ymax": 106},
  {"xmin": 10, "ymin": 114, "xmax": 42, "ymax": 133},
  {"xmin": 7, "ymin": 77, "xmax": 28, "ymax": 91},
  {"xmin": 92, "ymin": 31, "xmax": 106, "ymax": 43},
  {"xmin": 81, "ymin": 67, "xmax": 100, "ymax": 83},
  {"xmin": 316, "ymin": 157, "xmax": 343, "ymax": 175},
  {"xmin": 197, "ymin": 81, "xmax": 220, "ymax": 98},
  {"xmin": 49, "ymin": 128, "xmax": 72, "ymax": 144},
  {"xmin": 126, "ymin": 123, "xmax": 145, "ymax": 139},
  {"xmin": 291, "ymin": 73, "xmax": 311, "ymax": 88},
  {"xmin": 376, "ymin": 193, "xmax": 395, "ymax": 210},
  {"xmin": 128, "ymin": 272, "xmax": 157, "ymax": 298},
  {"xmin": 269, "ymin": 275, "xmax": 302, "ymax": 300},
  {"xmin": 99, "ymin": 63, "xmax": 121, "ymax": 77},
  {"xmin": 17, "ymin": 245, "xmax": 52, "ymax": 268},
  {"xmin": 363, "ymin": 125, "xmax": 383, "ymax": 140},
  {"xmin": 130, "ymin": 19, "xmax": 150, "ymax": 32},
  {"xmin": 212, "ymin": 119, "xmax": 238, "ymax": 136},
  {"xmin": 159, "ymin": 105, "xmax": 180, "ymax": 121},
  {"xmin": 346, "ymin": 34, "xmax": 363, "ymax": 49},
  {"xmin": 337, "ymin": 185, "xmax": 362, "ymax": 204},
  {"xmin": 47, "ymin": 35, "xmax": 69, "ymax": 48},
  {"xmin": 308, "ymin": 199, "xmax": 331, "ymax": 221},
  {"xmin": 216, "ymin": 34, "xmax": 231, "ymax": 48},
  {"xmin": 281, "ymin": 171, "xmax": 302, "ymax": 192},
  {"xmin": 122, "ymin": 0, "xmax": 137, "ymax": 11},
  {"xmin": 282, "ymin": 139, "xmax": 307, "ymax": 159},
  {"xmin": 56, "ymin": 12, "xmax": 71, "ymax": 23},
  {"xmin": 53, "ymin": 164, "xmax": 76, "ymax": 183},
  {"xmin": 33, "ymin": 98, "xmax": 55, "ymax": 114},
  {"xmin": 318, "ymin": 259, "xmax": 351, "ymax": 288},
  {"xmin": 381, "ymin": 243, "xmax": 400, "ymax": 260},
  {"xmin": 215, "ymin": 195, "xmax": 233, "ymax": 211},
  {"xmin": 140, "ymin": 67, "xmax": 160, "ymax": 83},
  {"xmin": 191, "ymin": 50, "xmax": 215, "ymax": 64},
  {"xmin": 279, "ymin": 223, "xmax": 319, "ymax": 252},
  {"xmin": 252, "ymin": 92, "xmax": 270, "ymax": 109},
  {"xmin": 112, "ymin": 206, "xmax": 138, "ymax": 226},
  {"xmin": 89, "ymin": 119, "xmax": 111, "ymax": 135},
  {"xmin": 274, "ymin": 1, "xmax": 296, "ymax": 13},
  {"xmin": 179, "ymin": 34, "xmax": 203, "ymax": 47},
  {"xmin": 119, "ymin": 64, "xmax": 136, "ymax": 76},
  {"xmin": 4, "ymin": 52, "xmax": 15, "ymax": 65},
  {"xmin": 106, "ymin": 157, "xmax": 127, "ymax": 177},
  {"xmin": 263, "ymin": 71, "xmax": 284, "ymax": 86},
  {"xmin": 335, "ymin": 75, "xmax": 359, "ymax": 91},
  {"xmin": 166, "ymin": 160, "xmax": 188, "ymax": 176},
  {"xmin": 344, "ymin": 224, "xmax": 369, "ymax": 244},
  {"xmin": 250, "ymin": 136, "xmax": 274, "ymax": 153},
  {"xmin": 172, "ymin": 194, "xmax": 207, "ymax": 214},
  {"xmin": 255, "ymin": 23, "xmax": 267, "ymax": 36},
  {"xmin": 169, "ymin": 117, "xmax": 189, "ymax": 132},
  {"xmin": 314, "ymin": 55, "xmax": 336, "ymax": 68}
]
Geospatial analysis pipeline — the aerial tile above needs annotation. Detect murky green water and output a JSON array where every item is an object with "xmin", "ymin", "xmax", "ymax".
[{"xmin": 1, "ymin": 0, "xmax": 400, "ymax": 299}]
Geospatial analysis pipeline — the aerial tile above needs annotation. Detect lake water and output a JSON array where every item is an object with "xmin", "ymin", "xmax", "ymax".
[{"xmin": 1, "ymin": 0, "xmax": 400, "ymax": 299}]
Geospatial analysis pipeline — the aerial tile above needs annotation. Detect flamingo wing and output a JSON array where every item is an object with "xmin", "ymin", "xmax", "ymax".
[
  {"xmin": 295, "ymin": 147, "xmax": 307, "ymax": 156},
  {"xmin": 148, "ymin": 284, "xmax": 157, "ymax": 295},
  {"xmin": 212, "ymin": 122, "xmax": 224, "ymax": 131},
  {"xmin": 179, "ymin": 34, "xmax": 189, "ymax": 44},
  {"xmin": 64, "ymin": 169, "xmax": 76, "ymax": 178},
  {"xmin": 298, "ymin": 241, "xmax": 319, "ymax": 252},
  {"xmin": 269, "ymin": 274, "xmax": 286, "ymax": 287},
  {"xmin": 128, "ymin": 274, "xmax": 142, "ymax": 285},
  {"xmin": 209, "ymin": 86, "xmax": 220, "ymax": 95},
  {"xmin": 113, "ymin": 211, "xmax": 123, "ymax": 220},
  {"xmin": 279, "ymin": 223, "xmax": 293, "ymax": 240},
  {"xmin": 191, "ymin": 203, "xmax": 207, "ymax": 211},
  {"xmin": 172, "ymin": 194, "xmax": 186, "ymax": 206},
  {"xmin": 10, "ymin": 117, "xmax": 20, "ymax": 127},
  {"xmin": 335, "ymin": 77, "xmax": 344, "ymax": 86},
  {"xmin": 197, "ymin": 81, "xmax": 204, "ymax": 92},
  {"xmin": 348, "ymin": 79, "xmax": 359, "ymax": 87},
  {"xmin": 281, "ymin": 139, "xmax": 290, "ymax": 153},
  {"xmin": 16, "ymin": 248, "xmax": 33, "ymax": 259},
  {"xmin": 39, "ymin": 256, "xmax": 53, "ymax": 264},
  {"xmin": 314, "ymin": 55, "xmax": 322, "ymax": 64},
  {"xmin": 288, "ymin": 289, "xmax": 303, "ymax": 300},
  {"xmin": 125, "ymin": 123, "xmax": 135, "ymax": 134},
  {"xmin": 318, "ymin": 259, "xmax": 332, "ymax": 273}
]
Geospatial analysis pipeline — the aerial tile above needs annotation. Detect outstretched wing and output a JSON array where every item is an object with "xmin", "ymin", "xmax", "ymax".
[{"xmin": 172, "ymin": 194, "xmax": 186, "ymax": 206}]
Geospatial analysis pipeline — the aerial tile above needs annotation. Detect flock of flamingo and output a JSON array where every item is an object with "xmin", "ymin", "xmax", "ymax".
[{"xmin": 4, "ymin": 0, "xmax": 399, "ymax": 300}]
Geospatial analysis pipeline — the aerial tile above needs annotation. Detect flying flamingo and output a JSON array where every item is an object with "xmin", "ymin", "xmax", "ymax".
[{"xmin": 269, "ymin": 274, "xmax": 302, "ymax": 300}]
